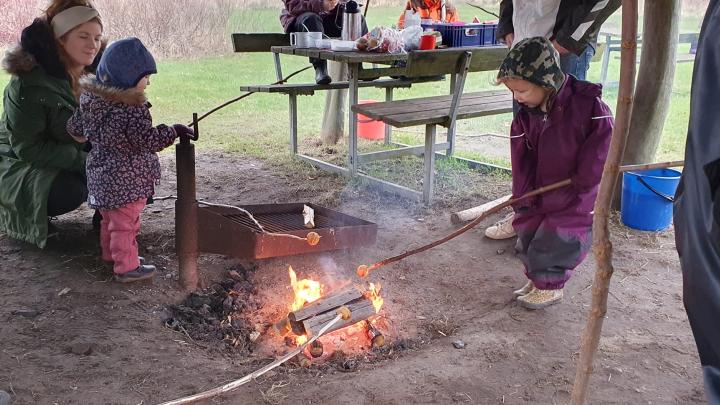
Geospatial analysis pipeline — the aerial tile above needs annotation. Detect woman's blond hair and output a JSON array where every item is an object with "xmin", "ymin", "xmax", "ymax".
[{"xmin": 44, "ymin": 0, "xmax": 102, "ymax": 98}]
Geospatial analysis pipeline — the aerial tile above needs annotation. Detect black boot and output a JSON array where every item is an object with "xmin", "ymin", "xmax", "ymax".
[{"xmin": 313, "ymin": 59, "xmax": 331, "ymax": 85}]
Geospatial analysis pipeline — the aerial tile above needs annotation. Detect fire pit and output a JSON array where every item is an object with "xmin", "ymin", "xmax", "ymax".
[{"xmin": 196, "ymin": 203, "xmax": 377, "ymax": 259}]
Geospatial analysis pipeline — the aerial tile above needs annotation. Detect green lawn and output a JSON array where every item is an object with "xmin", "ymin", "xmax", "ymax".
[{"xmin": 0, "ymin": 6, "xmax": 696, "ymax": 169}]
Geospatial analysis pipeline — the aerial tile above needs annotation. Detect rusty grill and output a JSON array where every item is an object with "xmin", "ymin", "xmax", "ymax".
[{"xmin": 197, "ymin": 203, "xmax": 377, "ymax": 259}]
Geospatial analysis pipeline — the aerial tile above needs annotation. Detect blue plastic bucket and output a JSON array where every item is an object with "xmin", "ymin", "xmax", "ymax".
[{"xmin": 621, "ymin": 168, "xmax": 681, "ymax": 231}]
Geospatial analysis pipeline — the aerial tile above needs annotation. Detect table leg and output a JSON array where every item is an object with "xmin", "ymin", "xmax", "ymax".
[
  {"xmin": 600, "ymin": 34, "xmax": 611, "ymax": 85},
  {"xmin": 273, "ymin": 53, "xmax": 283, "ymax": 82},
  {"xmin": 348, "ymin": 63, "xmax": 360, "ymax": 176},
  {"xmin": 423, "ymin": 124, "xmax": 437, "ymax": 204},
  {"xmin": 447, "ymin": 73, "xmax": 457, "ymax": 156},
  {"xmin": 289, "ymin": 93, "xmax": 298, "ymax": 155}
]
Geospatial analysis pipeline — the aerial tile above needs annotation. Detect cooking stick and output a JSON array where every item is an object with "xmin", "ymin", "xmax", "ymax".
[
  {"xmin": 356, "ymin": 178, "xmax": 572, "ymax": 278},
  {"xmin": 158, "ymin": 308, "xmax": 350, "ymax": 405}
]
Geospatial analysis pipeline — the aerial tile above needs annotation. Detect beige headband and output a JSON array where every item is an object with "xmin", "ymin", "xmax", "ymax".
[{"xmin": 51, "ymin": 6, "xmax": 101, "ymax": 38}]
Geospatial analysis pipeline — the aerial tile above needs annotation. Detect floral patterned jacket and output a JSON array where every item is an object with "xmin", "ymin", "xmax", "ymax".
[{"xmin": 67, "ymin": 75, "xmax": 177, "ymax": 210}]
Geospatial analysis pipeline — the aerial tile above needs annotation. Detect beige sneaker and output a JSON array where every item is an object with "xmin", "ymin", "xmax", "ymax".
[
  {"xmin": 485, "ymin": 213, "xmax": 516, "ymax": 240},
  {"xmin": 513, "ymin": 280, "xmax": 534, "ymax": 297},
  {"xmin": 517, "ymin": 288, "xmax": 563, "ymax": 310}
]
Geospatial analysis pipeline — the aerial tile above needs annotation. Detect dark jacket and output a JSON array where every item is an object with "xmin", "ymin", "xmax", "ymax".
[
  {"xmin": 498, "ymin": 0, "xmax": 621, "ymax": 56},
  {"xmin": 280, "ymin": 0, "xmax": 328, "ymax": 33},
  {"xmin": 0, "ymin": 19, "xmax": 91, "ymax": 248},
  {"xmin": 67, "ymin": 76, "xmax": 177, "ymax": 210}
]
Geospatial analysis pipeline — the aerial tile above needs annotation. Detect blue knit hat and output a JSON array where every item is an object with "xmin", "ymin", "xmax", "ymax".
[{"xmin": 96, "ymin": 37, "xmax": 156, "ymax": 89}]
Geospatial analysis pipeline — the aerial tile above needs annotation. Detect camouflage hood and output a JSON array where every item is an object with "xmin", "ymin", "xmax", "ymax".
[{"xmin": 497, "ymin": 36, "xmax": 565, "ymax": 92}]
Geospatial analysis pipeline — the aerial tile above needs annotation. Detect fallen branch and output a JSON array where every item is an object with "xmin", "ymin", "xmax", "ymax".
[
  {"xmin": 356, "ymin": 178, "xmax": 572, "ymax": 278},
  {"xmin": 158, "ymin": 308, "xmax": 350, "ymax": 405}
]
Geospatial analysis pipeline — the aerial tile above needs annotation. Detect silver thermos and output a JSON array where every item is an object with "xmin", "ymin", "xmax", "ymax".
[{"xmin": 341, "ymin": 0, "xmax": 362, "ymax": 41}]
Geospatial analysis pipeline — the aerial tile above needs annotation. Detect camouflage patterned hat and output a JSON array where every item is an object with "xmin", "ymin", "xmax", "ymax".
[{"xmin": 497, "ymin": 36, "xmax": 564, "ymax": 92}]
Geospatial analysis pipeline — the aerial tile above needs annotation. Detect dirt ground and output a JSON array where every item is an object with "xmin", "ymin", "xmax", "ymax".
[{"xmin": 0, "ymin": 152, "xmax": 706, "ymax": 405}]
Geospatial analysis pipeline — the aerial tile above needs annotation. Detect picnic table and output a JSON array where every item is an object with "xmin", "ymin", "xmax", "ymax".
[{"xmin": 269, "ymin": 45, "xmax": 512, "ymax": 203}]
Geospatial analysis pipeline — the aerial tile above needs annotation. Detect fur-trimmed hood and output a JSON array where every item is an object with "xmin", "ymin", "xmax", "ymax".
[
  {"xmin": 2, "ymin": 17, "xmax": 105, "ymax": 78},
  {"xmin": 80, "ymin": 75, "xmax": 147, "ymax": 106}
]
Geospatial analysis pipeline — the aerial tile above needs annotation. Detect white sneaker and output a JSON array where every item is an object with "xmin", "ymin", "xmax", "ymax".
[
  {"xmin": 517, "ymin": 288, "xmax": 563, "ymax": 310},
  {"xmin": 484, "ymin": 213, "xmax": 516, "ymax": 240},
  {"xmin": 513, "ymin": 280, "xmax": 534, "ymax": 297}
]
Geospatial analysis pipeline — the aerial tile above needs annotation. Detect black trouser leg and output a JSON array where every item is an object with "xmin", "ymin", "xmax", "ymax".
[{"xmin": 47, "ymin": 171, "xmax": 87, "ymax": 217}]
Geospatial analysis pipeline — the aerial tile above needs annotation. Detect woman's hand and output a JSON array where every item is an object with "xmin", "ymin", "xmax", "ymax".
[
  {"xmin": 70, "ymin": 133, "xmax": 87, "ymax": 144},
  {"xmin": 323, "ymin": 0, "xmax": 339, "ymax": 11},
  {"xmin": 551, "ymin": 39, "xmax": 570, "ymax": 55}
]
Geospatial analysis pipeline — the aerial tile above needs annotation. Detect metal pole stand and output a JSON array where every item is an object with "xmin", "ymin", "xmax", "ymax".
[{"xmin": 176, "ymin": 113, "xmax": 200, "ymax": 291}]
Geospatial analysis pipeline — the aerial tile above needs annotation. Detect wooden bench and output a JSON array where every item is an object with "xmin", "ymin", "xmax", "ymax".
[
  {"xmin": 352, "ymin": 48, "xmax": 512, "ymax": 203},
  {"xmin": 600, "ymin": 32, "xmax": 699, "ymax": 85}
]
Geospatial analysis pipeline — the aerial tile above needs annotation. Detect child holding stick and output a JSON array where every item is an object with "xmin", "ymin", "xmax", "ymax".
[{"xmin": 496, "ymin": 37, "xmax": 613, "ymax": 309}]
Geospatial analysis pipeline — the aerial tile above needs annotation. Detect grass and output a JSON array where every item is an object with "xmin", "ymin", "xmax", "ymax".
[{"xmin": 0, "ymin": 6, "xmax": 699, "ymax": 191}]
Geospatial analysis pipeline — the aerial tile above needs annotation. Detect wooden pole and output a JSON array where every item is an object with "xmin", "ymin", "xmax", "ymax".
[{"xmin": 571, "ymin": 1, "xmax": 638, "ymax": 403}]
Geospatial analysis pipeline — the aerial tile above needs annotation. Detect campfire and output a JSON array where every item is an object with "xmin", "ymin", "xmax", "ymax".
[{"xmin": 275, "ymin": 266, "xmax": 386, "ymax": 357}]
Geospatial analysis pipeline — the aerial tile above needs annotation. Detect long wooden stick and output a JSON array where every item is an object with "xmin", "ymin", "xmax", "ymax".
[
  {"xmin": 571, "ymin": 1, "xmax": 638, "ymax": 403},
  {"xmin": 449, "ymin": 160, "xmax": 684, "ymax": 224},
  {"xmin": 158, "ymin": 312, "xmax": 346, "ymax": 405},
  {"xmin": 356, "ymin": 178, "xmax": 572, "ymax": 278}
]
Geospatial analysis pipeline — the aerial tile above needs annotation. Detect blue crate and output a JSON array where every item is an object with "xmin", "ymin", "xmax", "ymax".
[{"xmin": 420, "ymin": 22, "xmax": 499, "ymax": 48}]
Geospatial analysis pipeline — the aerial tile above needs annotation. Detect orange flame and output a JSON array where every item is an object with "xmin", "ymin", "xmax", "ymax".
[
  {"xmin": 366, "ymin": 282, "xmax": 384, "ymax": 313},
  {"xmin": 288, "ymin": 266, "xmax": 323, "ymax": 312}
]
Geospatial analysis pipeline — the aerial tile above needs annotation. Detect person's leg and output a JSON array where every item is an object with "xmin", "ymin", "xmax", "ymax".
[
  {"xmin": 292, "ymin": 12, "xmax": 331, "ymax": 84},
  {"xmin": 559, "ymin": 44, "xmax": 596, "ymax": 81},
  {"xmin": 47, "ymin": 171, "xmax": 87, "ymax": 217},
  {"xmin": 105, "ymin": 200, "xmax": 145, "ymax": 275}
]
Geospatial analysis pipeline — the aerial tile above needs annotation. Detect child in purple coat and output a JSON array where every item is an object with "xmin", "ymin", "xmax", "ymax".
[
  {"xmin": 67, "ymin": 38, "xmax": 193, "ymax": 283},
  {"xmin": 496, "ymin": 37, "xmax": 614, "ymax": 309}
]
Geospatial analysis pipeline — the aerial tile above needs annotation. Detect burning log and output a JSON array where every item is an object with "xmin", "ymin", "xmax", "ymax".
[{"xmin": 284, "ymin": 286, "xmax": 377, "ymax": 338}]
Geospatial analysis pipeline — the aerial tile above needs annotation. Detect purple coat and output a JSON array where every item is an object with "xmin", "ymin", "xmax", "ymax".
[
  {"xmin": 66, "ymin": 76, "xmax": 177, "ymax": 210},
  {"xmin": 280, "ymin": 0, "xmax": 326, "ymax": 32},
  {"xmin": 510, "ymin": 75, "xmax": 613, "ymax": 289}
]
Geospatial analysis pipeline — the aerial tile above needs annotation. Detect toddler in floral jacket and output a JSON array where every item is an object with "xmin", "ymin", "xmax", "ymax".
[{"xmin": 67, "ymin": 37, "xmax": 193, "ymax": 283}]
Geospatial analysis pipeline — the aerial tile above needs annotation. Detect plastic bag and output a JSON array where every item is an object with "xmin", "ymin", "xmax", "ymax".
[
  {"xmin": 400, "ymin": 25, "xmax": 423, "ymax": 51},
  {"xmin": 356, "ymin": 26, "xmax": 405, "ymax": 54},
  {"xmin": 404, "ymin": 10, "xmax": 421, "ymax": 28}
]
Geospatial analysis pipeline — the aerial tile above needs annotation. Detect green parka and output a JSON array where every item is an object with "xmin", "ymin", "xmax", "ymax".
[{"xmin": 0, "ymin": 44, "xmax": 87, "ymax": 248}]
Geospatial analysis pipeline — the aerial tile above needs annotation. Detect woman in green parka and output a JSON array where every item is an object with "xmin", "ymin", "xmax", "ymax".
[{"xmin": 0, "ymin": 0, "xmax": 103, "ymax": 248}]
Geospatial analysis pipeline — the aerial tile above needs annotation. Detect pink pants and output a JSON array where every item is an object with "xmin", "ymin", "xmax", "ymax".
[{"xmin": 100, "ymin": 199, "xmax": 146, "ymax": 274}]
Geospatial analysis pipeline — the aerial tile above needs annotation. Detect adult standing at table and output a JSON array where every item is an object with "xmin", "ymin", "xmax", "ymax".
[
  {"xmin": 674, "ymin": 0, "xmax": 720, "ymax": 401},
  {"xmin": 0, "ymin": 0, "xmax": 104, "ymax": 248},
  {"xmin": 484, "ymin": 0, "xmax": 621, "ymax": 240},
  {"xmin": 280, "ymin": 0, "xmax": 368, "ymax": 85}
]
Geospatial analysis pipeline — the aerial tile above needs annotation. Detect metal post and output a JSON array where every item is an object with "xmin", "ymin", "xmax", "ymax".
[
  {"xmin": 384, "ymin": 87, "xmax": 393, "ymax": 145},
  {"xmin": 600, "ymin": 34, "xmax": 612, "ymax": 85},
  {"xmin": 423, "ymin": 124, "xmax": 437, "ymax": 204},
  {"xmin": 273, "ymin": 53, "xmax": 283, "ymax": 82},
  {"xmin": 176, "ymin": 113, "xmax": 199, "ymax": 291},
  {"xmin": 348, "ymin": 63, "xmax": 360, "ymax": 176},
  {"xmin": 289, "ymin": 93, "xmax": 298, "ymax": 154}
]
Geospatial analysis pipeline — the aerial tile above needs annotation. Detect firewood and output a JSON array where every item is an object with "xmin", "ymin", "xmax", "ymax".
[
  {"xmin": 303, "ymin": 298, "xmax": 376, "ymax": 337},
  {"xmin": 289, "ymin": 286, "xmax": 363, "ymax": 322}
]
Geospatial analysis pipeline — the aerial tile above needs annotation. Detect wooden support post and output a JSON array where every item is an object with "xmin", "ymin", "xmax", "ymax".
[
  {"xmin": 423, "ymin": 124, "xmax": 437, "ymax": 204},
  {"xmin": 384, "ymin": 87, "xmax": 394, "ymax": 145},
  {"xmin": 571, "ymin": 1, "xmax": 638, "ymax": 403},
  {"xmin": 176, "ymin": 113, "xmax": 200, "ymax": 291},
  {"xmin": 289, "ymin": 93, "xmax": 298, "ymax": 154},
  {"xmin": 446, "ymin": 52, "xmax": 472, "ymax": 158}
]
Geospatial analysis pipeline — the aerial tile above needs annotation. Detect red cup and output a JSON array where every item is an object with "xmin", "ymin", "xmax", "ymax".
[{"xmin": 419, "ymin": 34, "xmax": 437, "ymax": 50}]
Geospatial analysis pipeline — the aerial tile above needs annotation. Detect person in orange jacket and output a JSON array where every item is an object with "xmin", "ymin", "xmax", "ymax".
[{"xmin": 397, "ymin": 0, "xmax": 459, "ymax": 28}]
